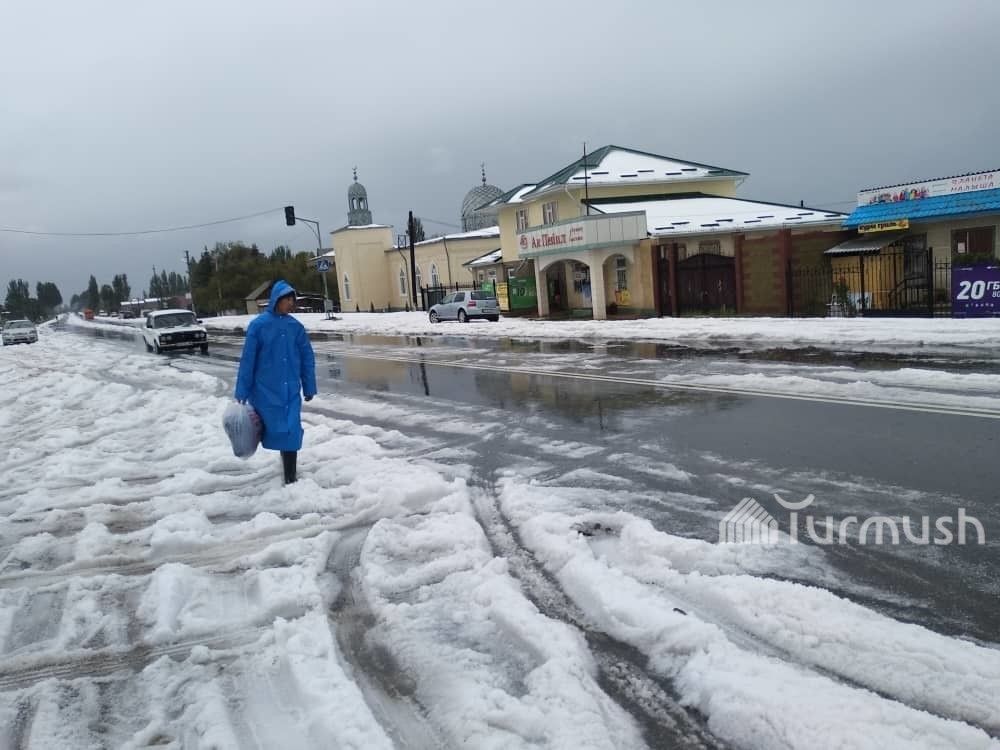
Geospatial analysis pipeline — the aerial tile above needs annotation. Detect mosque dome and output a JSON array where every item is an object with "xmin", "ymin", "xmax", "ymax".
[{"xmin": 461, "ymin": 165, "xmax": 503, "ymax": 232}]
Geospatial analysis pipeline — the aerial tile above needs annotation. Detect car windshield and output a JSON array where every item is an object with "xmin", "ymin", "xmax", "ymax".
[
  {"xmin": 5, "ymin": 321, "xmax": 32, "ymax": 329},
  {"xmin": 153, "ymin": 313, "xmax": 196, "ymax": 329},
  {"xmin": 471, "ymin": 291, "xmax": 496, "ymax": 301}
]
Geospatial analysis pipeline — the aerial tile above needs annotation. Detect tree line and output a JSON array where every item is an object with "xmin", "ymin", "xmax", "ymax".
[
  {"xmin": 188, "ymin": 242, "xmax": 336, "ymax": 316},
  {"xmin": 3, "ymin": 280, "xmax": 63, "ymax": 321},
  {"xmin": 3, "ymin": 240, "xmax": 333, "ymax": 321}
]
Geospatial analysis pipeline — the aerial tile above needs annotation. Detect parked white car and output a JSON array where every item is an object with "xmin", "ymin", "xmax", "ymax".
[
  {"xmin": 141, "ymin": 309, "xmax": 208, "ymax": 354},
  {"xmin": 1, "ymin": 319, "xmax": 38, "ymax": 345},
  {"xmin": 428, "ymin": 290, "xmax": 501, "ymax": 323}
]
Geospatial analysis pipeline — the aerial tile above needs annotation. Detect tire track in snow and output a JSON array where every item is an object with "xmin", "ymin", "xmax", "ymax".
[
  {"xmin": 0, "ymin": 626, "xmax": 257, "ymax": 691},
  {"xmin": 0, "ymin": 516, "xmax": 373, "ymax": 590},
  {"xmin": 469, "ymin": 477, "xmax": 726, "ymax": 750},
  {"xmin": 325, "ymin": 527, "xmax": 446, "ymax": 749}
]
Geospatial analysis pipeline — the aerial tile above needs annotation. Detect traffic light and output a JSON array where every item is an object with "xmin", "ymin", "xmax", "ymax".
[{"xmin": 284, "ymin": 206, "xmax": 296, "ymax": 226}]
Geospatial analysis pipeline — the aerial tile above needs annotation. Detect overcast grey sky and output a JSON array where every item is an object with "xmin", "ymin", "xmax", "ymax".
[{"xmin": 2, "ymin": 0, "xmax": 998, "ymax": 301}]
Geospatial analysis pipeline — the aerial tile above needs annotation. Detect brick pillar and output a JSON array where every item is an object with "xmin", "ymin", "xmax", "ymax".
[
  {"xmin": 734, "ymin": 234, "xmax": 745, "ymax": 314},
  {"xmin": 669, "ymin": 243, "xmax": 679, "ymax": 317},
  {"xmin": 651, "ymin": 245, "xmax": 662, "ymax": 316},
  {"xmin": 779, "ymin": 229, "xmax": 792, "ymax": 316}
]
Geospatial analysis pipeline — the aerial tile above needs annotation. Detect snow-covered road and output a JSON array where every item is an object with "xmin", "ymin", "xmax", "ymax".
[{"xmin": 1, "ymin": 326, "xmax": 998, "ymax": 749}]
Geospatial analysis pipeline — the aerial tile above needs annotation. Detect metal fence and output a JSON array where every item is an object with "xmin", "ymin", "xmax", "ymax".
[
  {"xmin": 420, "ymin": 282, "xmax": 481, "ymax": 310},
  {"xmin": 788, "ymin": 248, "xmax": 953, "ymax": 317}
]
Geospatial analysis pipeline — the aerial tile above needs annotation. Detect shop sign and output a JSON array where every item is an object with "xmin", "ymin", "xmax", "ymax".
[
  {"xmin": 516, "ymin": 212, "xmax": 646, "ymax": 257},
  {"xmin": 496, "ymin": 282, "xmax": 510, "ymax": 312},
  {"xmin": 508, "ymin": 276, "xmax": 538, "ymax": 310},
  {"xmin": 858, "ymin": 219, "xmax": 910, "ymax": 234},
  {"xmin": 858, "ymin": 169, "xmax": 999, "ymax": 206},
  {"xmin": 952, "ymin": 265, "xmax": 1000, "ymax": 317}
]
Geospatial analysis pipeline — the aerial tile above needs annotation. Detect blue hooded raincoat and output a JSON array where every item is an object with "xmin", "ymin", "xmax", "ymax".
[{"xmin": 235, "ymin": 280, "xmax": 317, "ymax": 451}]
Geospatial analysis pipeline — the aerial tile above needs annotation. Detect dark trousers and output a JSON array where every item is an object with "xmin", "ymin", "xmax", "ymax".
[{"xmin": 280, "ymin": 451, "xmax": 297, "ymax": 484}]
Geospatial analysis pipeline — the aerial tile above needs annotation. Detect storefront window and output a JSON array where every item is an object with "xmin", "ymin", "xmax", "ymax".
[{"xmin": 952, "ymin": 226, "xmax": 996, "ymax": 260}]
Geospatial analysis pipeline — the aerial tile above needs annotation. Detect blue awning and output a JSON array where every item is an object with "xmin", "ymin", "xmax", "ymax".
[{"xmin": 844, "ymin": 187, "xmax": 1000, "ymax": 227}]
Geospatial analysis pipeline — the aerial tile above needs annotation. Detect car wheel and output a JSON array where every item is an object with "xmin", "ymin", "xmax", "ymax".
[
  {"xmin": 457, "ymin": 309, "xmax": 467, "ymax": 323},
  {"xmin": 429, "ymin": 311, "xmax": 439, "ymax": 323},
  {"xmin": 200, "ymin": 343, "xmax": 209, "ymax": 355},
  {"xmin": 153, "ymin": 340, "xmax": 161, "ymax": 354},
  {"xmin": 145, "ymin": 340, "xmax": 153, "ymax": 352}
]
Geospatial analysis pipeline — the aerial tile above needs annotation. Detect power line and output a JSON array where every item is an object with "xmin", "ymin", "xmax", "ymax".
[
  {"xmin": 416, "ymin": 216, "xmax": 462, "ymax": 229},
  {"xmin": 0, "ymin": 207, "xmax": 284, "ymax": 238}
]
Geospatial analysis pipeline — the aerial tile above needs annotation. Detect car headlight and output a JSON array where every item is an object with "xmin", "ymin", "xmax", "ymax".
[{"xmin": 161, "ymin": 334, "xmax": 173, "ymax": 342}]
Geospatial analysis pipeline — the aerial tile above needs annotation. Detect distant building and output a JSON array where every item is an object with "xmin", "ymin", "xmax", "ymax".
[{"xmin": 332, "ymin": 170, "xmax": 503, "ymax": 311}]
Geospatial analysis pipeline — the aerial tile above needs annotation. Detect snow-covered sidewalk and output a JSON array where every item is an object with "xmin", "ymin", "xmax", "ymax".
[{"xmin": 204, "ymin": 311, "xmax": 1000, "ymax": 356}]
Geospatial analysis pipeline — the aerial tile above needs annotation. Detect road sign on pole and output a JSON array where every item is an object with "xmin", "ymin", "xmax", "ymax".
[{"xmin": 317, "ymin": 258, "xmax": 331, "ymax": 272}]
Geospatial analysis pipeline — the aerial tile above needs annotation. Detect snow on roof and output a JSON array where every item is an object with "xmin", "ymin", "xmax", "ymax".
[
  {"xmin": 591, "ymin": 195, "xmax": 846, "ymax": 237},
  {"xmin": 462, "ymin": 249, "xmax": 503, "ymax": 267},
  {"xmin": 416, "ymin": 226, "xmax": 500, "ymax": 245},
  {"xmin": 521, "ymin": 145, "xmax": 747, "ymax": 201}
]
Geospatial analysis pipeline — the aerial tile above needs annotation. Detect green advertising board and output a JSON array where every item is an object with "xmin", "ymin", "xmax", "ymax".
[{"xmin": 507, "ymin": 275, "xmax": 537, "ymax": 311}]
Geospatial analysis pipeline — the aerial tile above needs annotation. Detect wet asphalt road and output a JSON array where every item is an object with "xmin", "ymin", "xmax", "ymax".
[{"xmin": 82, "ymin": 324, "xmax": 1000, "ymax": 644}]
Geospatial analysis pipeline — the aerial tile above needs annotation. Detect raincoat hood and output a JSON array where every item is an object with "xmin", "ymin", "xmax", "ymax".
[{"xmin": 267, "ymin": 280, "xmax": 296, "ymax": 314}]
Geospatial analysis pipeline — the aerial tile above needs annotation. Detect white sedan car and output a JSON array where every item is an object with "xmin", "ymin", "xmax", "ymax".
[
  {"xmin": 2, "ymin": 319, "xmax": 38, "ymax": 345},
  {"xmin": 141, "ymin": 309, "xmax": 209, "ymax": 354}
]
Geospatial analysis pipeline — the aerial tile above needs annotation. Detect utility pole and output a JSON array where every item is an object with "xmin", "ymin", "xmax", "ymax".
[
  {"xmin": 184, "ymin": 250, "xmax": 198, "ymax": 317},
  {"xmin": 408, "ymin": 211, "xmax": 417, "ymax": 309}
]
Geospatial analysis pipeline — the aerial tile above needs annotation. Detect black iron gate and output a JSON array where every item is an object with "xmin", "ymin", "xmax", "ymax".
[
  {"xmin": 676, "ymin": 253, "xmax": 736, "ymax": 315},
  {"xmin": 788, "ymin": 247, "xmax": 952, "ymax": 317}
]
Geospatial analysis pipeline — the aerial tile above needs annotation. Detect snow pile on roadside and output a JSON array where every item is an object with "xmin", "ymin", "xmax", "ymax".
[
  {"xmin": 203, "ymin": 310, "xmax": 1000, "ymax": 355},
  {"xmin": 496, "ymin": 473, "xmax": 1000, "ymax": 749}
]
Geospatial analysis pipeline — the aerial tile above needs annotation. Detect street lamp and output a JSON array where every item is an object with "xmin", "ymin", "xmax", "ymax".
[{"xmin": 284, "ymin": 206, "xmax": 332, "ymax": 319}]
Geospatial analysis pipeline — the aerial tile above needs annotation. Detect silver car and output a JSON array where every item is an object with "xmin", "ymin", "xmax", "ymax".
[
  {"xmin": 1, "ymin": 320, "xmax": 38, "ymax": 345},
  {"xmin": 428, "ymin": 290, "xmax": 501, "ymax": 323}
]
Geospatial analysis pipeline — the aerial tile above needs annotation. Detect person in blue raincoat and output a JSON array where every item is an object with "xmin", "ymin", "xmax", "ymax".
[{"xmin": 235, "ymin": 280, "xmax": 317, "ymax": 484}]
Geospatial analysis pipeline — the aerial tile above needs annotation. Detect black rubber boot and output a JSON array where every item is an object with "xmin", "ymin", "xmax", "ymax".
[{"xmin": 281, "ymin": 451, "xmax": 297, "ymax": 484}]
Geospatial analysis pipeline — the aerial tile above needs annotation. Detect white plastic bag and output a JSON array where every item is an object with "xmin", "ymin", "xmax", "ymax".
[{"xmin": 223, "ymin": 401, "xmax": 263, "ymax": 459}]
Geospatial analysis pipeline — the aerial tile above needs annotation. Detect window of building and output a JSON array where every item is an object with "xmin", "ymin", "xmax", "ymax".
[
  {"xmin": 343, "ymin": 274, "xmax": 351, "ymax": 300},
  {"xmin": 952, "ymin": 226, "xmax": 996, "ymax": 259},
  {"xmin": 542, "ymin": 201, "xmax": 559, "ymax": 225},
  {"xmin": 478, "ymin": 271, "xmax": 485, "ymax": 283},
  {"xmin": 398, "ymin": 267, "xmax": 407, "ymax": 297},
  {"xmin": 516, "ymin": 208, "xmax": 529, "ymax": 232},
  {"xmin": 415, "ymin": 266, "xmax": 422, "ymax": 290},
  {"xmin": 615, "ymin": 256, "xmax": 628, "ymax": 290},
  {"xmin": 430, "ymin": 263, "xmax": 440, "ymax": 286}
]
